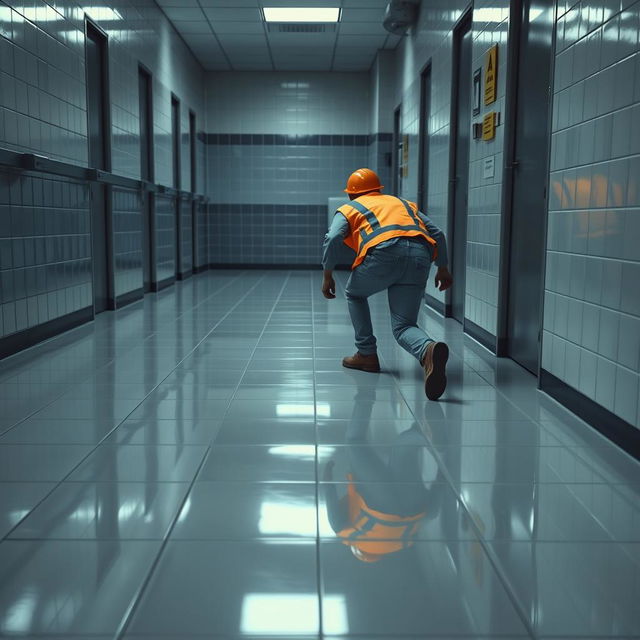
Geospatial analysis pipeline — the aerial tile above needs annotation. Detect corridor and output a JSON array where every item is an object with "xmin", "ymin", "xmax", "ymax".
[{"xmin": 0, "ymin": 270, "xmax": 638, "ymax": 638}]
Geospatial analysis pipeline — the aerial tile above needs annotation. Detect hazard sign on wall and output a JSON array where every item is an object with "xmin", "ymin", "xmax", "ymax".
[
  {"xmin": 482, "ymin": 112, "xmax": 496, "ymax": 140},
  {"xmin": 484, "ymin": 44, "xmax": 498, "ymax": 105}
]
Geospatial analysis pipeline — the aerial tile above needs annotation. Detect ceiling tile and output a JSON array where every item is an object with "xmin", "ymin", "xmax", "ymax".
[
  {"xmin": 338, "ymin": 22, "xmax": 387, "ymax": 35},
  {"xmin": 203, "ymin": 7, "xmax": 262, "ymax": 21},
  {"xmin": 183, "ymin": 34, "xmax": 222, "ymax": 48},
  {"xmin": 232, "ymin": 62, "xmax": 274, "ymax": 70},
  {"xmin": 258, "ymin": 0, "xmax": 344, "ymax": 6},
  {"xmin": 172, "ymin": 21, "xmax": 213, "ymax": 34},
  {"xmin": 342, "ymin": 0, "xmax": 388, "ymax": 5},
  {"xmin": 161, "ymin": 7, "xmax": 205, "ymax": 21},
  {"xmin": 335, "ymin": 34, "xmax": 387, "ymax": 48},
  {"xmin": 210, "ymin": 21, "xmax": 266, "ymax": 34},
  {"xmin": 199, "ymin": 0, "xmax": 258, "ymax": 5},
  {"xmin": 267, "ymin": 32, "xmax": 337, "ymax": 47},
  {"xmin": 340, "ymin": 7, "xmax": 386, "ymax": 22},
  {"xmin": 216, "ymin": 33, "xmax": 268, "ymax": 48},
  {"xmin": 156, "ymin": 0, "xmax": 201, "ymax": 6}
]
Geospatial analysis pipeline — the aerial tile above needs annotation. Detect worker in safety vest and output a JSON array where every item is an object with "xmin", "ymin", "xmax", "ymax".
[
  {"xmin": 321, "ymin": 168, "xmax": 453, "ymax": 400},
  {"xmin": 322, "ymin": 372, "xmax": 445, "ymax": 563}
]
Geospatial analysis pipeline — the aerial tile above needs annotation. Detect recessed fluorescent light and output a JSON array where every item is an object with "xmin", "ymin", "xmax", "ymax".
[{"xmin": 263, "ymin": 7, "xmax": 341, "ymax": 23}]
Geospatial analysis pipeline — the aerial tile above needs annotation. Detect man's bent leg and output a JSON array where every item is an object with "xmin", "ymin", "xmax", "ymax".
[
  {"xmin": 344, "ymin": 264, "xmax": 388, "ymax": 356},
  {"xmin": 387, "ymin": 283, "xmax": 433, "ymax": 362}
]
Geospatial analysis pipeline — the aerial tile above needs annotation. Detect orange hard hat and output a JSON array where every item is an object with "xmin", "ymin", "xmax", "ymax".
[{"xmin": 344, "ymin": 168, "xmax": 384, "ymax": 195}]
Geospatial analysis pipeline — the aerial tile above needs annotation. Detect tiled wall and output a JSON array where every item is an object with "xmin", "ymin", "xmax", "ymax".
[
  {"xmin": 390, "ymin": 1, "xmax": 511, "ymax": 328},
  {"xmin": 0, "ymin": 172, "xmax": 92, "ymax": 339},
  {"xmin": 204, "ymin": 72, "xmax": 369, "ymax": 265},
  {"xmin": 178, "ymin": 197, "xmax": 193, "ymax": 277},
  {"xmin": 391, "ymin": 1, "xmax": 469, "ymax": 308},
  {"xmin": 542, "ymin": 0, "xmax": 640, "ymax": 427},
  {"xmin": 368, "ymin": 51, "xmax": 394, "ymax": 191},
  {"xmin": 195, "ymin": 199, "xmax": 208, "ymax": 271},
  {"xmin": 465, "ymin": 4, "xmax": 510, "ymax": 336},
  {"xmin": 0, "ymin": 0, "xmax": 206, "ymax": 345},
  {"xmin": 112, "ymin": 186, "xmax": 143, "ymax": 299},
  {"xmin": 154, "ymin": 193, "xmax": 176, "ymax": 285}
]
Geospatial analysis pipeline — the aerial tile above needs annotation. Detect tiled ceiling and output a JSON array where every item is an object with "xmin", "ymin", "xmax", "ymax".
[{"xmin": 155, "ymin": 0, "xmax": 403, "ymax": 71}]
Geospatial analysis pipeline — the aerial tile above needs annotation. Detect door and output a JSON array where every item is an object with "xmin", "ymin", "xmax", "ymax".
[
  {"xmin": 392, "ymin": 106, "xmax": 402, "ymax": 196},
  {"xmin": 189, "ymin": 110, "xmax": 197, "ymax": 269},
  {"xmin": 171, "ymin": 96, "xmax": 181, "ymax": 276},
  {"xmin": 450, "ymin": 12, "xmax": 472, "ymax": 324},
  {"xmin": 506, "ymin": 0, "xmax": 554, "ymax": 373},
  {"xmin": 138, "ymin": 66, "xmax": 154, "ymax": 293},
  {"xmin": 418, "ymin": 66, "xmax": 431, "ymax": 212},
  {"xmin": 86, "ymin": 22, "xmax": 110, "ymax": 313}
]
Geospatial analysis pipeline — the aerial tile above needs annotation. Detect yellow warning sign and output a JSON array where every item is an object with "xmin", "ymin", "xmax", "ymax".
[
  {"xmin": 484, "ymin": 44, "xmax": 498, "ymax": 105},
  {"xmin": 482, "ymin": 112, "xmax": 496, "ymax": 140}
]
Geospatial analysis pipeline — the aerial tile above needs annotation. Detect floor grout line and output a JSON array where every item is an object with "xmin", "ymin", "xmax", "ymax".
[
  {"xmin": 0, "ymin": 272, "xmax": 267, "ymax": 546},
  {"xmin": 332, "ymin": 270, "xmax": 538, "ymax": 639},
  {"xmin": 113, "ymin": 270, "xmax": 293, "ymax": 640}
]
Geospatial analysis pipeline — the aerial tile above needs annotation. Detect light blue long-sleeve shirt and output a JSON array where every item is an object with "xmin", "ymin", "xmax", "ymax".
[{"xmin": 322, "ymin": 206, "xmax": 449, "ymax": 270}]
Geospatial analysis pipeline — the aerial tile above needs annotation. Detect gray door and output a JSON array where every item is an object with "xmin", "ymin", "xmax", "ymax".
[
  {"xmin": 190, "ymin": 111, "xmax": 197, "ymax": 268},
  {"xmin": 418, "ymin": 66, "xmax": 431, "ymax": 212},
  {"xmin": 86, "ymin": 24, "xmax": 110, "ymax": 313},
  {"xmin": 171, "ymin": 97, "xmax": 181, "ymax": 277},
  {"xmin": 506, "ymin": 0, "xmax": 554, "ymax": 374},
  {"xmin": 139, "ymin": 67, "xmax": 154, "ymax": 292},
  {"xmin": 450, "ymin": 14, "xmax": 472, "ymax": 324},
  {"xmin": 392, "ymin": 107, "xmax": 402, "ymax": 195}
]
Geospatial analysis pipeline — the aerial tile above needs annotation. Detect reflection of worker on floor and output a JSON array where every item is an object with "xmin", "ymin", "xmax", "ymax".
[{"xmin": 323, "ymin": 380, "xmax": 445, "ymax": 563}]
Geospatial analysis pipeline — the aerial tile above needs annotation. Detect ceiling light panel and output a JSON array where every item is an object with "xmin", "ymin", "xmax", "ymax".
[{"xmin": 262, "ymin": 7, "xmax": 341, "ymax": 23}]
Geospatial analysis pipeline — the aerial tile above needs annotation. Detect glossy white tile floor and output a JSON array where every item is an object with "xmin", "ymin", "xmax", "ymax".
[{"xmin": 0, "ymin": 270, "xmax": 639, "ymax": 639}]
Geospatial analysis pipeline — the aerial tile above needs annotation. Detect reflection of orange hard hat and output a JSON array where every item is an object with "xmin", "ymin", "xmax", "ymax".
[
  {"xmin": 344, "ymin": 168, "xmax": 384, "ymax": 195},
  {"xmin": 350, "ymin": 546, "xmax": 382, "ymax": 563}
]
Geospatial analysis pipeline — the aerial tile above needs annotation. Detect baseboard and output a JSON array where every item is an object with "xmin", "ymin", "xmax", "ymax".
[
  {"xmin": 115, "ymin": 288, "xmax": 144, "ymax": 309},
  {"xmin": 0, "ymin": 306, "xmax": 94, "ymax": 360},
  {"xmin": 151, "ymin": 276, "xmax": 175, "ymax": 292},
  {"xmin": 540, "ymin": 369, "xmax": 640, "ymax": 461},
  {"xmin": 208, "ymin": 263, "xmax": 321, "ymax": 270},
  {"xmin": 177, "ymin": 269, "xmax": 193, "ymax": 281},
  {"xmin": 193, "ymin": 265, "xmax": 209, "ymax": 274},
  {"xmin": 425, "ymin": 293, "xmax": 446, "ymax": 316},
  {"xmin": 464, "ymin": 318, "xmax": 497, "ymax": 354}
]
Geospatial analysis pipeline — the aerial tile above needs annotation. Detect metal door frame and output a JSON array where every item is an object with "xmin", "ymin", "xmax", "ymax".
[
  {"xmin": 392, "ymin": 105, "xmax": 401, "ymax": 195},
  {"xmin": 84, "ymin": 17, "xmax": 114, "ymax": 312},
  {"xmin": 446, "ymin": 6, "xmax": 473, "ymax": 322},
  {"xmin": 189, "ymin": 109, "xmax": 197, "ymax": 271},
  {"xmin": 138, "ymin": 63, "xmax": 155, "ymax": 292},
  {"xmin": 171, "ymin": 93, "xmax": 182, "ymax": 278},
  {"xmin": 417, "ymin": 61, "xmax": 432, "ymax": 213},
  {"xmin": 496, "ymin": 0, "xmax": 559, "ymax": 380}
]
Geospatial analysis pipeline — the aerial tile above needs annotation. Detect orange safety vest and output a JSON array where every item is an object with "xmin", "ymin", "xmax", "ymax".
[
  {"xmin": 337, "ymin": 193, "xmax": 437, "ymax": 269},
  {"xmin": 338, "ymin": 474, "xmax": 427, "ymax": 556}
]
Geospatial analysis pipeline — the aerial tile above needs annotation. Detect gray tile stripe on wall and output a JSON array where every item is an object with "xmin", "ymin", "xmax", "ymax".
[
  {"xmin": 205, "ymin": 133, "xmax": 393, "ymax": 146},
  {"xmin": 209, "ymin": 204, "xmax": 327, "ymax": 265}
]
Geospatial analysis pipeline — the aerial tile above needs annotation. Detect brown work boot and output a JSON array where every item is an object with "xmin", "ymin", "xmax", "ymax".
[
  {"xmin": 422, "ymin": 341, "xmax": 449, "ymax": 400},
  {"xmin": 342, "ymin": 352, "xmax": 381, "ymax": 373}
]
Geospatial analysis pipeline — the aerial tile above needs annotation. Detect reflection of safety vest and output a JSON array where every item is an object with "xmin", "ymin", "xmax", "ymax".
[
  {"xmin": 338, "ymin": 475, "xmax": 427, "ymax": 556},
  {"xmin": 338, "ymin": 194, "xmax": 437, "ymax": 269}
]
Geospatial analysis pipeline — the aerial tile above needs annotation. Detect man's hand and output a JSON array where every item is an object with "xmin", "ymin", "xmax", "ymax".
[
  {"xmin": 322, "ymin": 270, "xmax": 336, "ymax": 299},
  {"xmin": 435, "ymin": 266, "xmax": 453, "ymax": 291}
]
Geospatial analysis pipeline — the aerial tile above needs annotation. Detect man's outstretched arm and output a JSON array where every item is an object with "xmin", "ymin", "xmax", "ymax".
[
  {"xmin": 418, "ymin": 211, "xmax": 453, "ymax": 291},
  {"xmin": 321, "ymin": 212, "xmax": 349, "ymax": 299}
]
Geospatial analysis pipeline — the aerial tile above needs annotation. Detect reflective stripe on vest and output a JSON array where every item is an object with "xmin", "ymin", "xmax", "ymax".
[
  {"xmin": 348, "ymin": 199, "xmax": 381, "ymax": 232},
  {"xmin": 338, "ymin": 194, "xmax": 437, "ymax": 269}
]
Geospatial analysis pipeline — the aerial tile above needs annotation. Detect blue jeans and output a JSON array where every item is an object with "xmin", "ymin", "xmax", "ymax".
[{"xmin": 345, "ymin": 238, "xmax": 434, "ymax": 362}]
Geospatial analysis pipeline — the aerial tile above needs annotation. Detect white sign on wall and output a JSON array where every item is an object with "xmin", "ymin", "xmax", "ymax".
[{"xmin": 483, "ymin": 155, "xmax": 495, "ymax": 179}]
